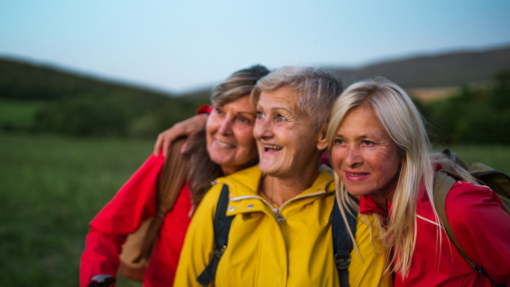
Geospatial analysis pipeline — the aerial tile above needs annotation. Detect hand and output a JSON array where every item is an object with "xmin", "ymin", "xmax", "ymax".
[
  {"xmin": 154, "ymin": 113, "xmax": 209, "ymax": 158},
  {"xmin": 87, "ymin": 275, "xmax": 115, "ymax": 287}
]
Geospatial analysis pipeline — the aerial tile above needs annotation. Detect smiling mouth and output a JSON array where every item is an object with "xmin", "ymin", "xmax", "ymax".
[
  {"xmin": 217, "ymin": 140, "xmax": 235, "ymax": 148},
  {"xmin": 345, "ymin": 172, "xmax": 369, "ymax": 177},
  {"xmin": 264, "ymin": 144, "xmax": 282, "ymax": 152}
]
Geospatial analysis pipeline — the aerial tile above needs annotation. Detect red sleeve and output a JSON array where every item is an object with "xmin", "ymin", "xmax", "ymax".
[
  {"xmin": 80, "ymin": 154, "xmax": 166, "ymax": 287},
  {"xmin": 447, "ymin": 181, "xmax": 510, "ymax": 285},
  {"xmin": 196, "ymin": 104, "xmax": 212, "ymax": 115}
]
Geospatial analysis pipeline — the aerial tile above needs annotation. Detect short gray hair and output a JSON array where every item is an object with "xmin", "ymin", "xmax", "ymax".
[{"xmin": 251, "ymin": 66, "xmax": 343, "ymax": 132}]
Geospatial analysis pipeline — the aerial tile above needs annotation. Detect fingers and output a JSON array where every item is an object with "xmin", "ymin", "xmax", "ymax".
[
  {"xmin": 153, "ymin": 113, "xmax": 210, "ymax": 157},
  {"xmin": 154, "ymin": 133, "xmax": 164, "ymax": 157},
  {"xmin": 180, "ymin": 141, "xmax": 189, "ymax": 153},
  {"xmin": 163, "ymin": 123, "xmax": 184, "ymax": 158}
]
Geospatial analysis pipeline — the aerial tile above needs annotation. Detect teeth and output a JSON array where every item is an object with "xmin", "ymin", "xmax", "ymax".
[
  {"xmin": 217, "ymin": 140, "xmax": 234, "ymax": 148},
  {"xmin": 264, "ymin": 145, "xmax": 282, "ymax": 150},
  {"xmin": 347, "ymin": 173, "xmax": 366, "ymax": 176}
]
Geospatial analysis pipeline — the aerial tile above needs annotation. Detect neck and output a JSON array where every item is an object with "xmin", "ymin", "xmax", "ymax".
[
  {"xmin": 221, "ymin": 157, "xmax": 258, "ymax": 176},
  {"xmin": 371, "ymin": 185, "xmax": 397, "ymax": 213},
  {"xmin": 261, "ymin": 160, "xmax": 321, "ymax": 206}
]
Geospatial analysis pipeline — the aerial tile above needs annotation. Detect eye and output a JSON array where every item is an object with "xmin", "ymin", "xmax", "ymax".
[
  {"xmin": 256, "ymin": 111, "xmax": 264, "ymax": 119},
  {"xmin": 362, "ymin": 140, "xmax": 374, "ymax": 146},
  {"xmin": 276, "ymin": 114, "xmax": 286, "ymax": 122},
  {"xmin": 239, "ymin": 117, "xmax": 250, "ymax": 124},
  {"xmin": 215, "ymin": 107, "xmax": 224, "ymax": 115},
  {"xmin": 334, "ymin": 138, "xmax": 344, "ymax": 145}
]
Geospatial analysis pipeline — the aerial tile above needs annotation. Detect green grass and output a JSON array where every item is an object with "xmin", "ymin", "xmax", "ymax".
[
  {"xmin": 0, "ymin": 132, "xmax": 150, "ymax": 287},
  {"xmin": 0, "ymin": 133, "xmax": 509, "ymax": 286},
  {"xmin": 0, "ymin": 100, "xmax": 46, "ymax": 130}
]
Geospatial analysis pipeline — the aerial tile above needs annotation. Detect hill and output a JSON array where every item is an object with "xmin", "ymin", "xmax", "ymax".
[
  {"xmin": 330, "ymin": 46, "xmax": 510, "ymax": 89},
  {"xmin": 2, "ymin": 46, "xmax": 510, "ymax": 137},
  {"xmin": 0, "ymin": 58, "xmax": 208, "ymax": 137}
]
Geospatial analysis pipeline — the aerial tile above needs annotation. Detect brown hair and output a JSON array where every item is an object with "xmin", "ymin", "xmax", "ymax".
[{"xmin": 184, "ymin": 64, "xmax": 270, "ymax": 206}]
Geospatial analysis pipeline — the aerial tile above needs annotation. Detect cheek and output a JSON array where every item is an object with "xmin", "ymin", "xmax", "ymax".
[
  {"xmin": 236, "ymin": 127, "xmax": 256, "ymax": 151},
  {"xmin": 206, "ymin": 116, "xmax": 220, "ymax": 136},
  {"xmin": 371, "ymin": 149, "xmax": 400, "ymax": 179},
  {"xmin": 331, "ymin": 147, "xmax": 345, "ymax": 173}
]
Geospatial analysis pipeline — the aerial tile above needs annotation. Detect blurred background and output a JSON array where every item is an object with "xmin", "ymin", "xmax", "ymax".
[{"xmin": 1, "ymin": 0, "xmax": 510, "ymax": 286}]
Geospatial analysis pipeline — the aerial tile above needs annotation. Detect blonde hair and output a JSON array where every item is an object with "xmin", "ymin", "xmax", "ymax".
[
  {"xmin": 251, "ymin": 66, "xmax": 342, "ymax": 133},
  {"xmin": 326, "ymin": 78, "xmax": 477, "ymax": 276}
]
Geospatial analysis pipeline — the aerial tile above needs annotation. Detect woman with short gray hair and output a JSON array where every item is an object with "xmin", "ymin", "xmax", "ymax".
[{"xmin": 173, "ymin": 67, "xmax": 391, "ymax": 287}]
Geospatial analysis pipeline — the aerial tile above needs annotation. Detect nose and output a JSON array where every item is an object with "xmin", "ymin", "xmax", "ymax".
[
  {"xmin": 218, "ymin": 116, "xmax": 233, "ymax": 135},
  {"xmin": 344, "ymin": 146, "xmax": 363, "ymax": 168},
  {"xmin": 254, "ymin": 116, "xmax": 273, "ymax": 140}
]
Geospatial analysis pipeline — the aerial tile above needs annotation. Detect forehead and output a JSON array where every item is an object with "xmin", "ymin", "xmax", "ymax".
[
  {"xmin": 337, "ymin": 105, "xmax": 387, "ymax": 137},
  {"xmin": 220, "ymin": 95, "xmax": 255, "ymax": 111},
  {"xmin": 258, "ymin": 86, "xmax": 299, "ymax": 110}
]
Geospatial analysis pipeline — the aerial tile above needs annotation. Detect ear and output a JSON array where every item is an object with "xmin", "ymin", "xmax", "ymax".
[{"xmin": 316, "ymin": 124, "xmax": 329, "ymax": 151}]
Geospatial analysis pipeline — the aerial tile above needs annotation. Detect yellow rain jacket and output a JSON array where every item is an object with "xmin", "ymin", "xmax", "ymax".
[{"xmin": 174, "ymin": 165, "xmax": 392, "ymax": 287}]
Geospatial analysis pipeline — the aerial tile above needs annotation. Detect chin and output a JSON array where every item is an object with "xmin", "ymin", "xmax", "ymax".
[
  {"xmin": 258, "ymin": 162, "xmax": 278, "ymax": 176},
  {"xmin": 209, "ymin": 153, "xmax": 229, "ymax": 166},
  {"xmin": 343, "ymin": 185, "xmax": 372, "ymax": 197}
]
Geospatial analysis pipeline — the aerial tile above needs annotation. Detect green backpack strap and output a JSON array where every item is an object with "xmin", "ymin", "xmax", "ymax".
[
  {"xmin": 433, "ymin": 170, "xmax": 506, "ymax": 286},
  {"xmin": 433, "ymin": 171, "xmax": 479, "ymax": 270},
  {"xmin": 469, "ymin": 162, "xmax": 510, "ymax": 214}
]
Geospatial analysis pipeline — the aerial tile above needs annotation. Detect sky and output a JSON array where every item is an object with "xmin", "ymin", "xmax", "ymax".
[{"xmin": 1, "ymin": 0, "xmax": 510, "ymax": 93}]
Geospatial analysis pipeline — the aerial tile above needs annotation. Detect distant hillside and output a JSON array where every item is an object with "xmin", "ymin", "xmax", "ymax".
[
  {"xmin": 2, "ymin": 45, "xmax": 510, "ymax": 137},
  {"xmin": 330, "ymin": 46, "xmax": 510, "ymax": 88},
  {"xmin": 0, "ymin": 58, "xmax": 208, "ymax": 137},
  {"xmin": 0, "ymin": 58, "xmax": 179, "ymax": 100}
]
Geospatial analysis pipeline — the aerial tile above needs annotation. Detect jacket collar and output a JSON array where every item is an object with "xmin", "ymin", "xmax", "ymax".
[{"xmin": 359, "ymin": 194, "xmax": 391, "ymax": 217}]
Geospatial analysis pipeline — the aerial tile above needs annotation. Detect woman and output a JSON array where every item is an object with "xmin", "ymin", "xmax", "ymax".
[
  {"xmin": 80, "ymin": 65, "xmax": 270, "ymax": 287},
  {"xmin": 326, "ymin": 78, "xmax": 510, "ymax": 286},
  {"xmin": 174, "ymin": 67, "xmax": 392, "ymax": 287}
]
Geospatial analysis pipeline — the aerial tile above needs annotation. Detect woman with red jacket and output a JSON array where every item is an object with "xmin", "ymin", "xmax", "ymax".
[
  {"xmin": 326, "ymin": 78, "xmax": 510, "ymax": 286},
  {"xmin": 80, "ymin": 65, "xmax": 270, "ymax": 287}
]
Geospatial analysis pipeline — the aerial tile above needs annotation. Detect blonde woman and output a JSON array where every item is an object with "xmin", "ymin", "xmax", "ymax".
[{"xmin": 326, "ymin": 78, "xmax": 510, "ymax": 286}]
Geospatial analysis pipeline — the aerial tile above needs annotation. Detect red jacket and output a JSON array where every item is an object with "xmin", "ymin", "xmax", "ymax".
[
  {"xmin": 81, "ymin": 105, "xmax": 213, "ymax": 287},
  {"xmin": 80, "ymin": 154, "xmax": 193, "ymax": 287},
  {"xmin": 360, "ymin": 179, "xmax": 510, "ymax": 286}
]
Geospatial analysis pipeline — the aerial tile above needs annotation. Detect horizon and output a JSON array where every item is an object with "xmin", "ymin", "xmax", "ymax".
[
  {"xmin": 2, "ymin": 0, "xmax": 510, "ymax": 93},
  {"xmin": 3, "ymin": 44, "xmax": 509, "ymax": 96}
]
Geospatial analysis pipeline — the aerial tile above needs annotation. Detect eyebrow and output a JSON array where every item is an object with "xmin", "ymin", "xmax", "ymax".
[
  {"xmin": 257, "ymin": 104, "xmax": 292, "ymax": 114},
  {"xmin": 335, "ymin": 134, "xmax": 371, "ymax": 140}
]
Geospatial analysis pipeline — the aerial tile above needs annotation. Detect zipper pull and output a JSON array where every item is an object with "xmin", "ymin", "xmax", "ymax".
[{"xmin": 275, "ymin": 209, "xmax": 286, "ymax": 223}]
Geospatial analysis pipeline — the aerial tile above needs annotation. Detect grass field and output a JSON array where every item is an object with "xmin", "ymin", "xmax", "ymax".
[
  {"xmin": 0, "ymin": 100, "xmax": 46, "ymax": 130},
  {"xmin": 0, "ymin": 132, "xmax": 149, "ymax": 287},
  {"xmin": 0, "ymin": 132, "xmax": 509, "ymax": 286}
]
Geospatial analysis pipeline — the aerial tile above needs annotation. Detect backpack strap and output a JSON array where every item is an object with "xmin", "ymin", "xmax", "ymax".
[
  {"xmin": 331, "ymin": 196, "xmax": 359, "ymax": 287},
  {"xmin": 433, "ymin": 171, "xmax": 505, "ymax": 286},
  {"xmin": 196, "ymin": 184, "xmax": 233, "ymax": 286}
]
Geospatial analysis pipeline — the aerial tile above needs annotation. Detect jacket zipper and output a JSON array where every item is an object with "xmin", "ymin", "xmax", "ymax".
[{"xmin": 231, "ymin": 190, "xmax": 326, "ymax": 223}]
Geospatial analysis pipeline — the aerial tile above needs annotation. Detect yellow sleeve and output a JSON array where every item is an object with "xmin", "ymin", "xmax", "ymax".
[
  {"xmin": 174, "ymin": 183, "xmax": 223, "ymax": 287},
  {"xmin": 348, "ymin": 213, "xmax": 393, "ymax": 287}
]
